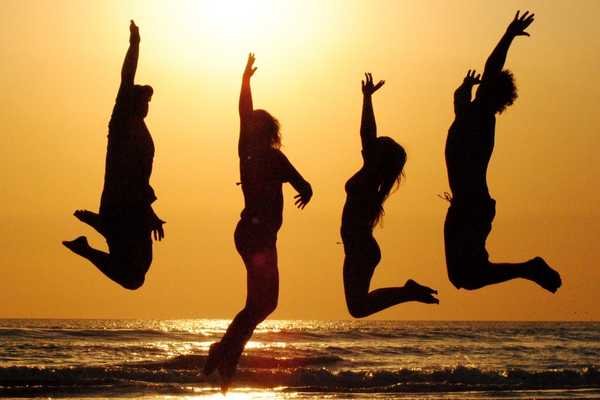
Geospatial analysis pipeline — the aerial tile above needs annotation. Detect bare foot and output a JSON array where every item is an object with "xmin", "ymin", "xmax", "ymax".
[
  {"xmin": 74, "ymin": 209, "xmax": 93, "ymax": 221},
  {"xmin": 404, "ymin": 279, "xmax": 439, "ymax": 304},
  {"xmin": 74, "ymin": 210, "xmax": 104, "ymax": 235},
  {"xmin": 218, "ymin": 346, "xmax": 243, "ymax": 394},
  {"xmin": 203, "ymin": 342, "xmax": 223, "ymax": 376},
  {"xmin": 530, "ymin": 257, "xmax": 562, "ymax": 293},
  {"xmin": 62, "ymin": 236, "xmax": 89, "ymax": 256}
]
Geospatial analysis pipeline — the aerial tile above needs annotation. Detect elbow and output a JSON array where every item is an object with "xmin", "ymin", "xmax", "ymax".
[{"xmin": 303, "ymin": 181, "xmax": 313, "ymax": 196}]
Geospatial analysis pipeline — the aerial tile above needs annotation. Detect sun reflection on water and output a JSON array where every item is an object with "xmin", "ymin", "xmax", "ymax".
[{"xmin": 166, "ymin": 387, "xmax": 285, "ymax": 399}]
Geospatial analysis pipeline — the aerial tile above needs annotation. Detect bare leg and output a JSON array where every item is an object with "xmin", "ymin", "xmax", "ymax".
[
  {"xmin": 204, "ymin": 247, "xmax": 278, "ymax": 393},
  {"xmin": 444, "ymin": 201, "xmax": 562, "ymax": 293},
  {"xmin": 74, "ymin": 210, "xmax": 106, "ymax": 236},
  {"xmin": 62, "ymin": 234, "xmax": 149, "ymax": 290},
  {"xmin": 455, "ymin": 258, "xmax": 561, "ymax": 292},
  {"xmin": 63, "ymin": 236, "xmax": 113, "ymax": 277},
  {"xmin": 344, "ymin": 252, "xmax": 439, "ymax": 318}
]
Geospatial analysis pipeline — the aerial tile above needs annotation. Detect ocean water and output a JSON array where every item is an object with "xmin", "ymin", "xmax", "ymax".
[{"xmin": 1, "ymin": 320, "xmax": 599, "ymax": 399}]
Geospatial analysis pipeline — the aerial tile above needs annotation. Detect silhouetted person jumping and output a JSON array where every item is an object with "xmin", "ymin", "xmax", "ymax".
[
  {"xmin": 342, "ymin": 73, "xmax": 439, "ymax": 319},
  {"xmin": 203, "ymin": 53, "xmax": 312, "ymax": 392},
  {"xmin": 444, "ymin": 11, "xmax": 561, "ymax": 292},
  {"xmin": 62, "ymin": 21, "xmax": 164, "ymax": 290}
]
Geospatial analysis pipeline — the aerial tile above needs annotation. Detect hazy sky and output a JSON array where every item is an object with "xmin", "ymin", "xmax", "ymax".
[{"xmin": 1, "ymin": 0, "xmax": 599, "ymax": 320}]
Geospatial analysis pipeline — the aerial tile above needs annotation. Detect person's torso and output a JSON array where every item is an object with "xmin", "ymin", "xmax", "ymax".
[
  {"xmin": 102, "ymin": 114, "xmax": 155, "ymax": 209},
  {"xmin": 445, "ymin": 100, "xmax": 495, "ymax": 201},
  {"xmin": 239, "ymin": 149, "xmax": 287, "ymax": 231},
  {"xmin": 342, "ymin": 150, "xmax": 380, "ymax": 231}
]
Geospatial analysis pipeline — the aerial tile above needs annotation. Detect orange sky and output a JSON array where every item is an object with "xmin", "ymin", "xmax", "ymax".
[{"xmin": 1, "ymin": 0, "xmax": 599, "ymax": 320}]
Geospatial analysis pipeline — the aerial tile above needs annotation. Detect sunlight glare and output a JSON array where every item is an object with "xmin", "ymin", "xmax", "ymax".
[
  {"xmin": 145, "ymin": 0, "xmax": 333, "ymax": 75},
  {"xmin": 159, "ymin": 0, "xmax": 308, "ymax": 47}
]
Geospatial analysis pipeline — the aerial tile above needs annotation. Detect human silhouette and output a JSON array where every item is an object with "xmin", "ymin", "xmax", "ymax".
[
  {"xmin": 62, "ymin": 21, "xmax": 164, "ymax": 290},
  {"xmin": 444, "ymin": 11, "xmax": 561, "ymax": 292},
  {"xmin": 342, "ymin": 73, "xmax": 439, "ymax": 319},
  {"xmin": 203, "ymin": 53, "xmax": 312, "ymax": 392}
]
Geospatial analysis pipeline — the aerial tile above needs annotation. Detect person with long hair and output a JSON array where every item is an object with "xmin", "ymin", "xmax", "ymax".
[
  {"xmin": 203, "ymin": 53, "xmax": 312, "ymax": 391},
  {"xmin": 444, "ymin": 11, "xmax": 561, "ymax": 292},
  {"xmin": 342, "ymin": 73, "xmax": 439, "ymax": 319},
  {"xmin": 62, "ymin": 21, "xmax": 164, "ymax": 290}
]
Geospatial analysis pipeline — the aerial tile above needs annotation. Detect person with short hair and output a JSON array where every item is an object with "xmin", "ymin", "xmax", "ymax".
[{"xmin": 63, "ymin": 20, "xmax": 164, "ymax": 290}]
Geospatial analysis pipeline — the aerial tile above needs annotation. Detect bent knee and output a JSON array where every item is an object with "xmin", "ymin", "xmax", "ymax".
[
  {"xmin": 247, "ymin": 298, "xmax": 278, "ymax": 323},
  {"xmin": 260, "ymin": 298, "xmax": 278, "ymax": 319},
  {"xmin": 346, "ymin": 297, "xmax": 370, "ymax": 319},
  {"xmin": 120, "ymin": 275, "xmax": 145, "ymax": 290},
  {"xmin": 347, "ymin": 306, "xmax": 369, "ymax": 319},
  {"xmin": 448, "ymin": 265, "xmax": 488, "ymax": 291}
]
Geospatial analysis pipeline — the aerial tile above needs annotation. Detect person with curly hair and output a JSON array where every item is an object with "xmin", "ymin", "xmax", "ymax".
[{"xmin": 444, "ymin": 11, "xmax": 561, "ymax": 292}]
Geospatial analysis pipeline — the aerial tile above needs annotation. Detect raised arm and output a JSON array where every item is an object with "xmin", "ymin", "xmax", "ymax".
[
  {"xmin": 480, "ymin": 11, "xmax": 534, "ymax": 82},
  {"xmin": 239, "ymin": 53, "xmax": 257, "ymax": 155},
  {"xmin": 454, "ymin": 70, "xmax": 481, "ymax": 115},
  {"xmin": 360, "ymin": 73, "xmax": 385, "ymax": 152},
  {"xmin": 120, "ymin": 20, "xmax": 140, "ymax": 90}
]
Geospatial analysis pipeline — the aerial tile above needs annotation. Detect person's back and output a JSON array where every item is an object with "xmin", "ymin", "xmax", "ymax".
[
  {"xmin": 445, "ymin": 91, "xmax": 495, "ymax": 201},
  {"xmin": 239, "ymin": 148, "xmax": 290, "ymax": 232},
  {"xmin": 101, "ymin": 77, "xmax": 155, "ymax": 212}
]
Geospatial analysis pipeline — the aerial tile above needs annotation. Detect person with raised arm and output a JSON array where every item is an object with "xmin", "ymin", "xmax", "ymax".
[
  {"xmin": 62, "ymin": 20, "xmax": 164, "ymax": 290},
  {"xmin": 342, "ymin": 73, "xmax": 439, "ymax": 319},
  {"xmin": 203, "ymin": 53, "xmax": 312, "ymax": 392},
  {"xmin": 444, "ymin": 11, "xmax": 561, "ymax": 292}
]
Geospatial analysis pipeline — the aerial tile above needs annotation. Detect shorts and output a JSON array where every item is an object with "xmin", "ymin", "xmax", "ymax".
[
  {"xmin": 101, "ymin": 206, "xmax": 152, "ymax": 272},
  {"xmin": 444, "ymin": 196, "xmax": 496, "ymax": 282}
]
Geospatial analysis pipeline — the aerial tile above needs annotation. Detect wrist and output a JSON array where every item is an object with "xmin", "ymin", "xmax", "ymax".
[{"xmin": 504, "ymin": 28, "xmax": 517, "ymax": 38}]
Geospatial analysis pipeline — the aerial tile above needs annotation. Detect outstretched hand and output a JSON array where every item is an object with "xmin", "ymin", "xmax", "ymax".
[
  {"xmin": 129, "ymin": 20, "xmax": 140, "ymax": 44},
  {"xmin": 507, "ymin": 10, "xmax": 534, "ymax": 37},
  {"xmin": 463, "ymin": 69, "xmax": 481, "ymax": 86},
  {"xmin": 294, "ymin": 184, "xmax": 313, "ymax": 210},
  {"xmin": 244, "ymin": 52, "xmax": 257, "ymax": 79},
  {"xmin": 151, "ymin": 220, "xmax": 165, "ymax": 241},
  {"xmin": 361, "ymin": 73, "xmax": 384, "ymax": 96},
  {"xmin": 148, "ymin": 212, "xmax": 165, "ymax": 241}
]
